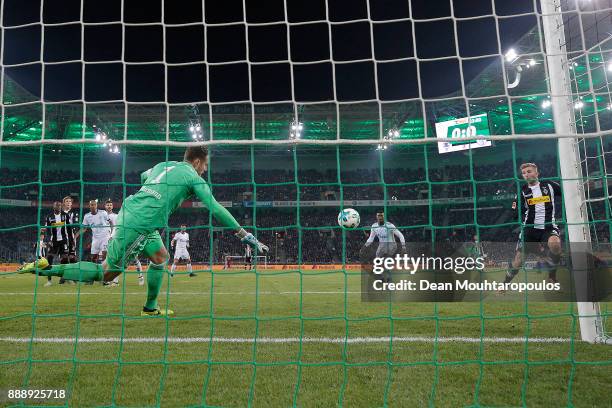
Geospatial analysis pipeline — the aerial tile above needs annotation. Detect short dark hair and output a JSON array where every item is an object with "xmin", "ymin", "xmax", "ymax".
[
  {"xmin": 376, "ymin": 210, "xmax": 385, "ymax": 215},
  {"xmin": 184, "ymin": 146, "xmax": 208, "ymax": 162},
  {"xmin": 105, "ymin": 199, "xmax": 113, "ymax": 204}
]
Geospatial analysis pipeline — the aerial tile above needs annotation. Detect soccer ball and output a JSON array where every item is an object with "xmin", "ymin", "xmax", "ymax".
[{"xmin": 338, "ymin": 208, "xmax": 360, "ymax": 229}]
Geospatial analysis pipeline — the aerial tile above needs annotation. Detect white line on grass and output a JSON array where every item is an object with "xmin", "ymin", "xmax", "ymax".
[{"xmin": 0, "ymin": 336, "xmax": 573, "ymax": 344}]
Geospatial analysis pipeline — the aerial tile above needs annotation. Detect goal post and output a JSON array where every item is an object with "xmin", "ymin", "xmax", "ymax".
[{"xmin": 540, "ymin": 0, "xmax": 609, "ymax": 343}]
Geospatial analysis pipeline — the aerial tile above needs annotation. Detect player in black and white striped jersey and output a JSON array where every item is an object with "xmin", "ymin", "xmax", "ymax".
[
  {"xmin": 44, "ymin": 201, "xmax": 70, "ymax": 286},
  {"xmin": 244, "ymin": 244, "xmax": 252, "ymax": 270},
  {"xmin": 62, "ymin": 196, "xmax": 80, "ymax": 264},
  {"xmin": 502, "ymin": 163, "xmax": 563, "ymax": 288},
  {"xmin": 37, "ymin": 231, "xmax": 47, "ymax": 259}
]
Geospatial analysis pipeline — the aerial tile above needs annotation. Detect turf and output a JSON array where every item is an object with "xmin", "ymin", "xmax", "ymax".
[{"xmin": 0, "ymin": 268, "xmax": 610, "ymax": 407}]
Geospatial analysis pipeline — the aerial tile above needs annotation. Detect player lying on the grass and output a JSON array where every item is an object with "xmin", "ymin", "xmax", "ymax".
[
  {"xmin": 501, "ymin": 162, "xmax": 562, "ymax": 290},
  {"xmin": 363, "ymin": 210, "xmax": 406, "ymax": 283},
  {"xmin": 19, "ymin": 146, "xmax": 269, "ymax": 316},
  {"xmin": 170, "ymin": 224, "xmax": 195, "ymax": 278}
]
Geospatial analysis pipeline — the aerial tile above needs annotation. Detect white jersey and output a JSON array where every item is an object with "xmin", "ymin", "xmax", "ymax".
[
  {"xmin": 82, "ymin": 210, "xmax": 111, "ymax": 239},
  {"xmin": 107, "ymin": 212, "xmax": 118, "ymax": 233},
  {"xmin": 366, "ymin": 222, "xmax": 405, "ymax": 245},
  {"xmin": 37, "ymin": 239, "xmax": 47, "ymax": 258},
  {"xmin": 173, "ymin": 232, "xmax": 189, "ymax": 251}
]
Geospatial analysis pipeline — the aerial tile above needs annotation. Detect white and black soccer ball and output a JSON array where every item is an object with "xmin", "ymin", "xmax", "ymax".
[{"xmin": 338, "ymin": 208, "xmax": 360, "ymax": 229}]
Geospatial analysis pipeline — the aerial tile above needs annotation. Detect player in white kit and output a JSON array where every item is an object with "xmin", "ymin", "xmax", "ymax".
[
  {"xmin": 82, "ymin": 200, "xmax": 111, "ymax": 264},
  {"xmin": 364, "ymin": 211, "xmax": 406, "ymax": 282},
  {"xmin": 170, "ymin": 224, "xmax": 195, "ymax": 277},
  {"xmin": 105, "ymin": 199, "xmax": 144, "ymax": 285}
]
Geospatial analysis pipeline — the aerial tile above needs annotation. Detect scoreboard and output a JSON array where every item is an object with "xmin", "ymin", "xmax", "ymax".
[{"xmin": 435, "ymin": 113, "xmax": 492, "ymax": 154}]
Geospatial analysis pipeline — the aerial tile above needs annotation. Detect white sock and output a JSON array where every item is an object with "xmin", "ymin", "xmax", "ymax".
[
  {"xmin": 171, "ymin": 264, "xmax": 176, "ymax": 274},
  {"xmin": 135, "ymin": 259, "xmax": 142, "ymax": 273},
  {"xmin": 113, "ymin": 276, "xmax": 119, "ymax": 284},
  {"xmin": 187, "ymin": 263, "xmax": 192, "ymax": 273}
]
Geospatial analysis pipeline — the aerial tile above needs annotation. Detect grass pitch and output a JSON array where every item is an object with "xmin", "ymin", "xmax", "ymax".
[{"xmin": 0, "ymin": 267, "xmax": 610, "ymax": 407}]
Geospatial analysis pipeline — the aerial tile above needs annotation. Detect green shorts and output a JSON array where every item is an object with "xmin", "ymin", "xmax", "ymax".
[{"xmin": 106, "ymin": 225, "xmax": 164, "ymax": 271}]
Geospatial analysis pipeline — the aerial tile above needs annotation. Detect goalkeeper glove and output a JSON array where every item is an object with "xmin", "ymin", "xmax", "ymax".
[{"xmin": 239, "ymin": 232, "xmax": 269, "ymax": 253}]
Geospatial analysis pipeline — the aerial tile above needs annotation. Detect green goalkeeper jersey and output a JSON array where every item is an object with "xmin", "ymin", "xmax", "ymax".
[{"xmin": 120, "ymin": 161, "xmax": 240, "ymax": 231}]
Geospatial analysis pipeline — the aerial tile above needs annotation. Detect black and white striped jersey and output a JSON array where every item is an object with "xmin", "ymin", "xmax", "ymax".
[
  {"xmin": 519, "ymin": 181, "xmax": 562, "ymax": 230},
  {"xmin": 63, "ymin": 209, "xmax": 80, "ymax": 248},
  {"xmin": 45, "ymin": 211, "xmax": 69, "ymax": 242}
]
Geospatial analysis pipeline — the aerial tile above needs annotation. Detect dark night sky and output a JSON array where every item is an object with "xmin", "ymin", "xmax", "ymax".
[{"xmin": 2, "ymin": 0, "xmax": 537, "ymax": 103}]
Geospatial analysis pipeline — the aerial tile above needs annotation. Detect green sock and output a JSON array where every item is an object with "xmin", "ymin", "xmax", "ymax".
[
  {"xmin": 145, "ymin": 262, "xmax": 165, "ymax": 310},
  {"xmin": 39, "ymin": 262, "xmax": 104, "ymax": 282}
]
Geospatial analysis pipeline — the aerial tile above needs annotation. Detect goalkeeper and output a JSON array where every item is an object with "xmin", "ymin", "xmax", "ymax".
[{"xmin": 19, "ymin": 146, "xmax": 269, "ymax": 316}]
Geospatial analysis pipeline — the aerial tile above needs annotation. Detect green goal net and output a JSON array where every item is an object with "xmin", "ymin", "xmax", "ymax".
[{"xmin": 0, "ymin": 0, "xmax": 611, "ymax": 407}]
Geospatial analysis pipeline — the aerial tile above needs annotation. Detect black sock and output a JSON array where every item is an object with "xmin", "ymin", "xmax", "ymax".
[
  {"xmin": 548, "ymin": 251, "xmax": 560, "ymax": 281},
  {"xmin": 504, "ymin": 268, "xmax": 519, "ymax": 284},
  {"xmin": 46, "ymin": 255, "xmax": 54, "ymax": 269},
  {"xmin": 549, "ymin": 251, "xmax": 561, "ymax": 265}
]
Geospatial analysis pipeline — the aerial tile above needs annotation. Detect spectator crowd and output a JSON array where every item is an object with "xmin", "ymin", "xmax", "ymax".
[{"xmin": 2, "ymin": 152, "xmax": 610, "ymax": 265}]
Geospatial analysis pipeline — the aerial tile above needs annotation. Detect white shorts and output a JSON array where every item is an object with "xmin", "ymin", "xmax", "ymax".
[
  {"xmin": 174, "ymin": 248, "xmax": 190, "ymax": 260},
  {"xmin": 91, "ymin": 236, "xmax": 110, "ymax": 255},
  {"xmin": 376, "ymin": 242, "xmax": 397, "ymax": 258}
]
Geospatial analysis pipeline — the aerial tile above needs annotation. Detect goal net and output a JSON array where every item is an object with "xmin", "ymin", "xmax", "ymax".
[
  {"xmin": 569, "ymin": 33, "xmax": 612, "ymax": 339},
  {"xmin": 0, "ymin": 0, "xmax": 610, "ymax": 406}
]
